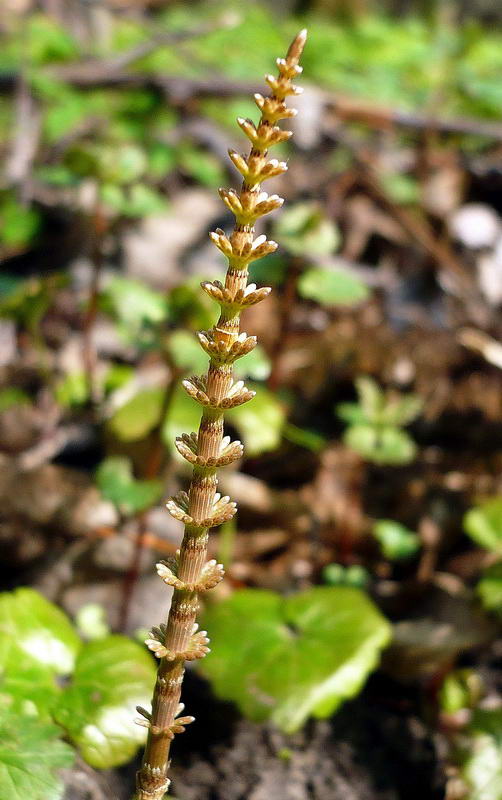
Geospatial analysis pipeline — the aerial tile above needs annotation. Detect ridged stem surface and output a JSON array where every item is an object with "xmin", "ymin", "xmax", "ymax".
[{"xmin": 134, "ymin": 29, "xmax": 306, "ymax": 800}]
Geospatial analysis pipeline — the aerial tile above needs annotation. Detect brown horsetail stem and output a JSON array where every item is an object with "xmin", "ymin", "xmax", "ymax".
[{"xmin": 134, "ymin": 29, "xmax": 307, "ymax": 800}]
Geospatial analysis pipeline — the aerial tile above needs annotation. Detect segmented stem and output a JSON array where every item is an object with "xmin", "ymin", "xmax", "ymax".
[{"xmin": 134, "ymin": 30, "xmax": 306, "ymax": 800}]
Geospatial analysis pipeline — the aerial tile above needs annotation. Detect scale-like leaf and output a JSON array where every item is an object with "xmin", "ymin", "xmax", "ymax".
[
  {"xmin": 200, "ymin": 587, "xmax": 391, "ymax": 733},
  {"xmin": 0, "ymin": 709, "xmax": 74, "ymax": 800},
  {"xmin": 54, "ymin": 635, "xmax": 155, "ymax": 768}
]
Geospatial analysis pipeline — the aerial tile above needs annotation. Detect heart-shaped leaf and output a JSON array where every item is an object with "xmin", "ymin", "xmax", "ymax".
[
  {"xmin": 0, "ymin": 708, "xmax": 74, "ymax": 800},
  {"xmin": 0, "ymin": 588, "xmax": 81, "ymax": 718},
  {"xmin": 54, "ymin": 635, "xmax": 155, "ymax": 768},
  {"xmin": 200, "ymin": 587, "xmax": 391, "ymax": 733}
]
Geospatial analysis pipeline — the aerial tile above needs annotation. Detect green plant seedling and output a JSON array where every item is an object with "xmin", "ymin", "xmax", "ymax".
[{"xmin": 337, "ymin": 375, "xmax": 422, "ymax": 465}]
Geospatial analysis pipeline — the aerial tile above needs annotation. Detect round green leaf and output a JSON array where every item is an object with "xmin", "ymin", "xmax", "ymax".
[
  {"xmin": 298, "ymin": 267, "xmax": 369, "ymax": 307},
  {"xmin": 275, "ymin": 202, "xmax": 340, "ymax": 257},
  {"xmin": 200, "ymin": 587, "xmax": 391, "ymax": 733},
  {"xmin": 372, "ymin": 519, "xmax": 421, "ymax": 560},
  {"xmin": 0, "ymin": 709, "xmax": 74, "ymax": 800},
  {"xmin": 0, "ymin": 589, "xmax": 81, "ymax": 717},
  {"xmin": 108, "ymin": 388, "xmax": 164, "ymax": 442},
  {"xmin": 227, "ymin": 384, "xmax": 284, "ymax": 456},
  {"xmin": 54, "ymin": 635, "xmax": 156, "ymax": 768},
  {"xmin": 101, "ymin": 276, "xmax": 168, "ymax": 333},
  {"xmin": 464, "ymin": 498, "xmax": 502, "ymax": 554}
]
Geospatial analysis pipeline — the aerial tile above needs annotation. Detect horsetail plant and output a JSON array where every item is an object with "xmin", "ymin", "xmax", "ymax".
[{"xmin": 134, "ymin": 30, "xmax": 307, "ymax": 800}]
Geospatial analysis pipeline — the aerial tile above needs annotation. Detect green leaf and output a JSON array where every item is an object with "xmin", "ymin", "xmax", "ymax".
[
  {"xmin": 464, "ymin": 498, "xmax": 502, "ymax": 554},
  {"xmin": 26, "ymin": 14, "xmax": 78, "ymax": 65},
  {"xmin": 0, "ymin": 387, "xmax": 30, "ymax": 413},
  {"xmin": 75, "ymin": 604, "xmax": 110, "ymax": 642},
  {"xmin": 380, "ymin": 173, "xmax": 420, "ymax": 206},
  {"xmin": 248, "ymin": 254, "xmax": 288, "ymax": 287},
  {"xmin": 379, "ymin": 394, "xmax": 422, "ymax": 427},
  {"xmin": 54, "ymin": 635, "xmax": 156, "ymax": 768},
  {"xmin": 282, "ymin": 422, "xmax": 326, "ymax": 453},
  {"xmin": 108, "ymin": 388, "xmax": 164, "ymax": 442},
  {"xmin": 298, "ymin": 267, "xmax": 369, "ymax": 307},
  {"xmin": 168, "ymin": 330, "xmax": 208, "ymax": 375},
  {"xmin": 322, "ymin": 564, "xmax": 370, "ymax": 589},
  {"xmin": 343, "ymin": 424, "xmax": 417, "ymax": 465},
  {"xmin": 0, "ymin": 588, "xmax": 81, "ymax": 718},
  {"xmin": 103, "ymin": 364, "xmax": 135, "ymax": 394},
  {"xmin": 162, "ymin": 386, "xmax": 201, "ymax": 449},
  {"xmin": 96, "ymin": 457, "xmax": 163, "ymax": 515},
  {"xmin": 0, "ymin": 195, "xmax": 41, "ymax": 248},
  {"xmin": 102, "ymin": 144, "xmax": 147, "ymax": 185},
  {"xmin": 463, "ymin": 710, "xmax": 502, "ymax": 800},
  {"xmin": 336, "ymin": 402, "xmax": 368, "ymax": 426},
  {"xmin": 178, "ymin": 144, "xmax": 226, "ymax": 188},
  {"xmin": 166, "ymin": 278, "xmax": 215, "ymax": 331},
  {"xmin": 200, "ymin": 587, "xmax": 391, "ymax": 733},
  {"xmin": 54, "ymin": 372, "xmax": 89, "ymax": 408},
  {"xmin": 355, "ymin": 376, "xmax": 384, "ymax": 421},
  {"xmin": 439, "ymin": 669, "xmax": 482, "ymax": 715},
  {"xmin": 372, "ymin": 520, "xmax": 421, "ymax": 560},
  {"xmin": 477, "ymin": 563, "xmax": 502, "ymax": 617},
  {"xmin": 101, "ymin": 276, "xmax": 168, "ymax": 334},
  {"xmin": 275, "ymin": 202, "xmax": 340, "ymax": 257},
  {"xmin": 227, "ymin": 384, "xmax": 284, "ymax": 456},
  {"xmin": 0, "ymin": 709, "xmax": 74, "ymax": 800},
  {"xmin": 121, "ymin": 185, "xmax": 167, "ymax": 218},
  {"xmin": 234, "ymin": 345, "xmax": 271, "ymax": 381}
]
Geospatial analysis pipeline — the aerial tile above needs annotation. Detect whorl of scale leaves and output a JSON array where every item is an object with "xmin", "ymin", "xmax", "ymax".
[{"xmin": 135, "ymin": 29, "xmax": 307, "ymax": 800}]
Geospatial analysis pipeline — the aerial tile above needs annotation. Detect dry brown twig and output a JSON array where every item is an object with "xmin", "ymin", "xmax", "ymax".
[{"xmin": 133, "ymin": 30, "xmax": 307, "ymax": 800}]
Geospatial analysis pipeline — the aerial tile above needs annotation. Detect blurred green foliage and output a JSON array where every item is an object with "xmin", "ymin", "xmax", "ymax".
[
  {"xmin": 0, "ymin": 587, "xmax": 155, "ymax": 786},
  {"xmin": 372, "ymin": 519, "xmax": 421, "ymax": 560},
  {"xmin": 337, "ymin": 376, "xmax": 422, "ymax": 465},
  {"xmin": 1, "ymin": 4, "xmax": 501, "ymax": 253}
]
